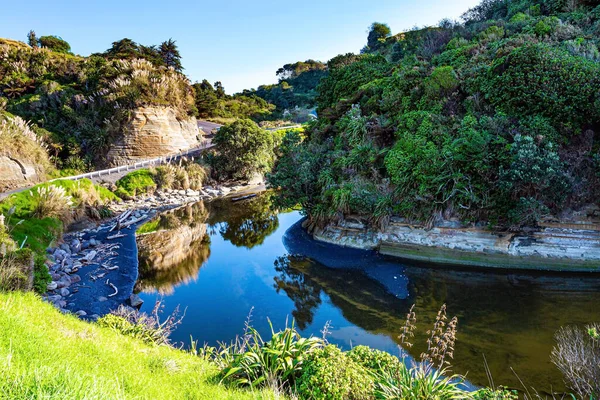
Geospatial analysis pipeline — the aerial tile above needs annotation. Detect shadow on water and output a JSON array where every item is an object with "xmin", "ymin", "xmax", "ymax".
[{"xmin": 136, "ymin": 194, "xmax": 600, "ymax": 393}]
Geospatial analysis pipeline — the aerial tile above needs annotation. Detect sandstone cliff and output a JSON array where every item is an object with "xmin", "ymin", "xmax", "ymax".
[
  {"xmin": 105, "ymin": 106, "xmax": 201, "ymax": 167},
  {"xmin": 0, "ymin": 114, "xmax": 50, "ymax": 192}
]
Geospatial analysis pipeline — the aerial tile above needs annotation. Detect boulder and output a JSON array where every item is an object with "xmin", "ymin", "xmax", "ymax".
[{"xmin": 129, "ymin": 294, "xmax": 144, "ymax": 308}]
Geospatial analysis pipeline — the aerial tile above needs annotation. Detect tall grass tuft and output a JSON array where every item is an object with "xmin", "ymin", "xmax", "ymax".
[
  {"xmin": 31, "ymin": 185, "xmax": 73, "ymax": 222},
  {"xmin": 551, "ymin": 324, "xmax": 600, "ymax": 399}
]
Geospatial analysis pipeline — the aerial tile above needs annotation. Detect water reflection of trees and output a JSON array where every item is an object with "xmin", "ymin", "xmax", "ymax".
[
  {"xmin": 207, "ymin": 192, "xmax": 279, "ymax": 249},
  {"xmin": 137, "ymin": 236, "xmax": 211, "ymax": 295},
  {"xmin": 273, "ymin": 255, "xmax": 407, "ymax": 332},
  {"xmin": 273, "ymin": 247, "xmax": 600, "ymax": 392},
  {"xmin": 274, "ymin": 256, "xmax": 323, "ymax": 329}
]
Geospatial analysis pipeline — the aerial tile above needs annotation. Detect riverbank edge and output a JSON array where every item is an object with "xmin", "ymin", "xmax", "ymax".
[
  {"xmin": 43, "ymin": 182, "xmax": 267, "ymax": 319},
  {"xmin": 311, "ymin": 220, "xmax": 600, "ymax": 272}
]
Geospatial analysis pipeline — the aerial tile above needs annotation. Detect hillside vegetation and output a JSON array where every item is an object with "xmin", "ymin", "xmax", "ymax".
[
  {"xmin": 0, "ymin": 37, "xmax": 197, "ymax": 170},
  {"xmin": 270, "ymin": 0, "xmax": 600, "ymax": 229}
]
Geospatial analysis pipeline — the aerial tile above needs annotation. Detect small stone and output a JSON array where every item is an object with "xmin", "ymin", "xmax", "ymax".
[
  {"xmin": 89, "ymin": 314, "xmax": 100, "ymax": 321},
  {"xmin": 98, "ymin": 296, "xmax": 108, "ymax": 302},
  {"xmin": 89, "ymin": 239, "xmax": 98, "ymax": 247},
  {"xmin": 70, "ymin": 274, "xmax": 81, "ymax": 283},
  {"xmin": 75, "ymin": 310, "xmax": 87, "ymax": 317},
  {"xmin": 59, "ymin": 288, "xmax": 70, "ymax": 297},
  {"xmin": 47, "ymin": 282, "xmax": 58, "ymax": 291},
  {"xmin": 81, "ymin": 240, "xmax": 90, "ymax": 250},
  {"xmin": 129, "ymin": 294, "xmax": 144, "ymax": 308},
  {"xmin": 47, "ymin": 295, "xmax": 62, "ymax": 302},
  {"xmin": 70, "ymin": 239, "xmax": 81, "ymax": 253},
  {"xmin": 60, "ymin": 243, "xmax": 71, "ymax": 253}
]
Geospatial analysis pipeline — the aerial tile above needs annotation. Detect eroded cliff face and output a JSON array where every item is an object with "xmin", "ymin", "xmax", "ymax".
[
  {"xmin": 311, "ymin": 212, "xmax": 600, "ymax": 271},
  {"xmin": 0, "ymin": 156, "xmax": 43, "ymax": 192},
  {"xmin": 105, "ymin": 106, "xmax": 201, "ymax": 167}
]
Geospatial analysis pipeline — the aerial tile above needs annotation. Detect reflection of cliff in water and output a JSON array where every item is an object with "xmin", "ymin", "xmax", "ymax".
[
  {"xmin": 136, "ymin": 202, "xmax": 211, "ymax": 295},
  {"xmin": 136, "ymin": 193, "xmax": 280, "ymax": 294},
  {"xmin": 281, "ymin": 219, "xmax": 600, "ymax": 392}
]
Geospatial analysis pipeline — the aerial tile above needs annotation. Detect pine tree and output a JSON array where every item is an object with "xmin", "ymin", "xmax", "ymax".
[
  {"xmin": 27, "ymin": 30, "xmax": 38, "ymax": 48},
  {"xmin": 159, "ymin": 39, "xmax": 183, "ymax": 71}
]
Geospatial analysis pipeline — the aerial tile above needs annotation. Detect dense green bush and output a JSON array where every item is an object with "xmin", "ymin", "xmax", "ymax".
[
  {"xmin": 484, "ymin": 43, "xmax": 600, "ymax": 130},
  {"xmin": 115, "ymin": 169, "xmax": 156, "ymax": 198},
  {"xmin": 296, "ymin": 345, "xmax": 375, "ymax": 400},
  {"xmin": 211, "ymin": 119, "xmax": 275, "ymax": 181},
  {"xmin": 38, "ymin": 36, "xmax": 71, "ymax": 53},
  {"xmin": 270, "ymin": 0, "xmax": 600, "ymax": 229}
]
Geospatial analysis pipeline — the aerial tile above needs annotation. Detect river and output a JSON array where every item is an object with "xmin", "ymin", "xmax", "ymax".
[{"xmin": 134, "ymin": 192, "xmax": 600, "ymax": 393}]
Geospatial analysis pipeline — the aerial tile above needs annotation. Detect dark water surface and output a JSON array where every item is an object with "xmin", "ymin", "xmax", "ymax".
[{"xmin": 136, "ymin": 193, "xmax": 600, "ymax": 392}]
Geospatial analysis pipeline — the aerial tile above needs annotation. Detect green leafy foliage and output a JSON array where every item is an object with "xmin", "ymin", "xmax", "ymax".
[
  {"xmin": 296, "ymin": 345, "xmax": 375, "ymax": 400},
  {"xmin": 115, "ymin": 169, "xmax": 157, "ymax": 198},
  {"xmin": 270, "ymin": 0, "xmax": 600, "ymax": 228},
  {"xmin": 38, "ymin": 36, "xmax": 71, "ymax": 53},
  {"xmin": 211, "ymin": 119, "xmax": 275, "ymax": 181},
  {"xmin": 204, "ymin": 319, "xmax": 324, "ymax": 390}
]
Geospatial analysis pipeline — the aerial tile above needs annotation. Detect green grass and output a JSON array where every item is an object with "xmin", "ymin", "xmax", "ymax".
[
  {"xmin": 115, "ymin": 169, "xmax": 157, "ymax": 199},
  {"xmin": 0, "ymin": 178, "xmax": 117, "ymax": 253},
  {"xmin": 0, "ymin": 292, "xmax": 276, "ymax": 399},
  {"xmin": 136, "ymin": 218, "xmax": 161, "ymax": 235}
]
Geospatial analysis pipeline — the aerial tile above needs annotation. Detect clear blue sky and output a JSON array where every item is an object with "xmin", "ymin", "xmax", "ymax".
[{"xmin": 2, "ymin": 0, "xmax": 481, "ymax": 93}]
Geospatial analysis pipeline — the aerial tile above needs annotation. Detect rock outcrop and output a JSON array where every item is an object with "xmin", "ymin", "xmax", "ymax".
[
  {"xmin": 0, "ymin": 156, "xmax": 41, "ymax": 191},
  {"xmin": 105, "ymin": 106, "xmax": 201, "ymax": 167},
  {"xmin": 312, "ymin": 214, "xmax": 600, "ymax": 271}
]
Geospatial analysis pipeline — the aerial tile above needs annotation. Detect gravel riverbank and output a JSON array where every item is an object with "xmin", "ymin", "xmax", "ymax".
[{"xmin": 43, "ymin": 182, "xmax": 265, "ymax": 319}]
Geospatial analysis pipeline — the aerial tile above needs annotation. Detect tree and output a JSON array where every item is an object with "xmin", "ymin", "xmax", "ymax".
[
  {"xmin": 211, "ymin": 119, "xmax": 275, "ymax": 181},
  {"xmin": 192, "ymin": 80, "xmax": 218, "ymax": 118},
  {"xmin": 38, "ymin": 35, "xmax": 71, "ymax": 53},
  {"xmin": 27, "ymin": 30, "xmax": 38, "ymax": 49},
  {"xmin": 366, "ymin": 22, "xmax": 392, "ymax": 51},
  {"xmin": 104, "ymin": 38, "xmax": 139, "ymax": 59},
  {"xmin": 159, "ymin": 39, "xmax": 182, "ymax": 71},
  {"xmin": 214, "ymin": 81, "xmax": 226, "ymax": 99}
]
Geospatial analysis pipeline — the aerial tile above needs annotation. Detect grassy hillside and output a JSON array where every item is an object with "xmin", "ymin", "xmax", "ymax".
[{"xmin": 0, "ymin": 292, "xmax": 273, "ymax": 399}]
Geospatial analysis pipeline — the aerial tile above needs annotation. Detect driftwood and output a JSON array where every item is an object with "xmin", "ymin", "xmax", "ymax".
[
  {"xmin": 102, "ymin": 264, "xmax": 119, "ymax": 271},
  {"xmin": 107, "ymin": 279, "xmax": 118, "ymax": 297},
  {"xmin": 231, "ymin": 194, "xmax": 257, "ymax": 202},
  {"xmin": 107, "ymin": 233, "xmax": 126, "ymax": 240},
  {"xmin": 120, "ymin": 215, "xmax": 146, "ymax": 229}
]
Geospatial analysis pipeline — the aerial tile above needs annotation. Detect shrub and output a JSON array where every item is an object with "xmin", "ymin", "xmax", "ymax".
[
  {"xmin": 0, "ymin": 250, "xmax": 33, "ymax": 291},
  {"xmin": 207, "ymin": 320, "xmax": 323, "ymax": 391},
  {"xmin": 115, "ymin": 169, "xmax": 156, "ymax": 198},
  {"xmin": 347, "ymin": 345, "xmax": 402, "ymax": 375},
  {"xmin": 473, "ymin": 387, "xmax": 519, "ymax": 399},
  {"xmin": 37, "ymin": 36, "xmax": 71, "ymax": 53},
  {"xmin": 32, "ymin": 253, "xmax": 51, "ymax": 294},
  {"xmin": 97, "ymin": 300, "xmax": 183, "ymax": 346},
  {"xmin": 296, "ymin": 345, "xmax": 375, "ymax": 400},
  {"xmin": 153, "ymin": 165, "xmax": 175, "ymax": 189},
  {"xmin": 375, "ymin": 363, "xmax": 467, "ymax": 400},
  {"xmin": 211, "ymin": 119, "xmax": 275, "ymax": 181},
  {"xmin": 485, "ymin": 44, "xmax": 600, "ymax": 129},
  {"xmin": 185, "ymin": 163, "xmax": 206, "ymax": 190},
  {"xmin": 551, "ymin": 324, "xmax": 600, "ymax": 399}
]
